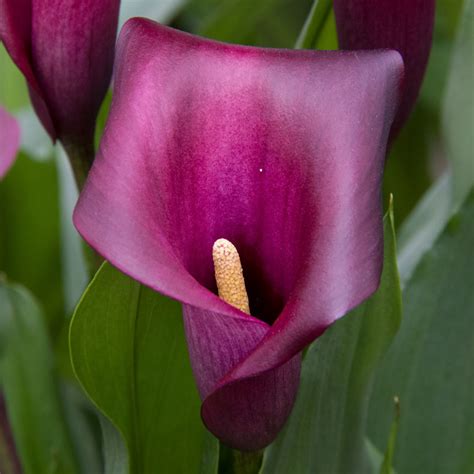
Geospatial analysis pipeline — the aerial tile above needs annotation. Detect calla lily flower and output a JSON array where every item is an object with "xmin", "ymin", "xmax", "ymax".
[
  {"xmin": 334, "ymin": 0, "xmax": 435, "ymax": 138},
  {"xmin": 74, "ymin": 19, "xmax": 403, "ymax": 450},
  {"xmin": 0, "ymin": 106, "xmax": 20, "ymax": 179},
  {"xmin": 0, "ymin": 0, "xmax": 120, "ymax": 179}
]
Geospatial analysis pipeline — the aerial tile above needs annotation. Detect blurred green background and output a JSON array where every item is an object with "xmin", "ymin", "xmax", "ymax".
[{"xmin": 0, "ymin": 1, "xmax": 472, "ymax": 473}]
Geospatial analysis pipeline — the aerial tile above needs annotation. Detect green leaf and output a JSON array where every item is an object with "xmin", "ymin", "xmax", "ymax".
[
  {"xmin": 0, "ymin": 153, "xmax": 64, "ymax": 333},
  {"xmin": 0, "ymin": 281, "xmax": 78, "ymax": 474},
  {"xmin": 261, "ymin": 207, "xmax": 401, "ymax": 474},
  {"xmin": 368, "ymin": 189, "xmax": 474, "ymax": 474},
  {"xmin": 442, "ymin": 0, "xmax": 474, "ymax": 205},
  {"xmin": 379, "ymin": 397, "xmax": 399, "ymax": 474},
  {"xmin": 69, "ymin": 262, "xmax": 219, "ymax": 473},
  {"xmin": 313, "ymin": 9, "xmax": 338, "ymax": 50},
  {"xmin": 295, "ymin": 0, "xmax": 332, "ymax": 49}
]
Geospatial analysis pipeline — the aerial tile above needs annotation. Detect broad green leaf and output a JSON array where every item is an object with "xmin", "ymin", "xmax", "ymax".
[
  {"xmin": 0, "ymin": 281, "xmax": 78, "ymax": 474},
  {"xmin": 442, "ymin": 0, "xmax": 474, "ymax": 205},
  {"xmin": 261, "ymin": 208, "xmax": 401, "ymax": 474},
  {"xmin": 368, "ymin": 189, "xmax": 474, "ymax": 474},
  {"xmin": 0, "ymin": 154, "xmax": 64, "ymax": 333},
  {"xmin": 69, "ymin": 262, "xmax": 219, "ymax": 473},
  {"xmin": 295, "ymin": 0, "xmax": 332, "ymax": 49}
]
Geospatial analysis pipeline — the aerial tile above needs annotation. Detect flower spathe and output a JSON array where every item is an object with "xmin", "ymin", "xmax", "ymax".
[
  {"xmin": 0, "ymin": 106, "xmax": 20, "ymax": 179},
  {"xmin": 74, "ymin": 19, "xmax": 403, "ymax": 450},
  {"xmin": 0, "ymin": 0, "xmax": 120, "ymax": 150},
  {"xmin": 334, "ymin": 0, "xmax": 435, "ymax": 138}
]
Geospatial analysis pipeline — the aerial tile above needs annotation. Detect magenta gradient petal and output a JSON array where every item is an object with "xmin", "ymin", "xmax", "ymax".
[
  {"xmin": 334, "ymin": 0, "xmax": 435, "ymax": 138},
  {"xmin": 74, "ymin": 19, "xmax": 403, "ymax": 450},
  {"xmin": 0, "ymin": 106, "xmax": 20, "ymax": 178},
  {"xmin": 0, "ymin": 0, "xmax": 120, "ymax": 145}
]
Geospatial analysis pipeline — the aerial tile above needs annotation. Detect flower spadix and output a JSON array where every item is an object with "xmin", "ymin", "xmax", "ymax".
[
  {"xmin": 74, "ymin": 19, "xmax": 403, "ymax": 450},
  {"xmin": 213, "ymin": 239, "xmax": 250, "ymax": 315}
]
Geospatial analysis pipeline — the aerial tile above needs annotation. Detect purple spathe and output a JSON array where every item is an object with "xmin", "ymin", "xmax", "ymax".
[
  {"xmin": 334, "ymin": 0, "xmax": 435, "ymax": 138},
  {"xmin": 0, "ymin": 0, "xmax": 120, "ymax": 148},
  {"xmin": 74, "ymin": 19, "xmax": 403, "ymax": 450},
  {"xmin": 0, "ymin": 107, "xmax": 20, "ymax": 179}
]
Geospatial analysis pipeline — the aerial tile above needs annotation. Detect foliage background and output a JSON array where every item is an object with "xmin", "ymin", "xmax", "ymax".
[{"xmin": 0, "ymin": 0, "xmax": 472, "ymax": 473}]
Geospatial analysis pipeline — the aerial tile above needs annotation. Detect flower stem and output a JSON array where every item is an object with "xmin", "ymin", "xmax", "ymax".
[
  {"xmin": 231, "ymin": 449, "xmax": 263, "ymax": 474},
  {"xmin": 61, "ymin": 137, "xmax": 103, "ymax": 275},
  {"xmin": 61, "ymin": 138, "xmax": 95, "ymax": 192}
]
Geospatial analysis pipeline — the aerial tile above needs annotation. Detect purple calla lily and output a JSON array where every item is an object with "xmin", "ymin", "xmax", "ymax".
[
  {"xmin": 74, "ymin": 19, "xmax": 403, "ymax": 450},
  {"xmin": 0, "ymin": 106, "xmax": 20, "ymax": 179},
  {"xmin": 0, "ymin": 0, "xmax": 120, "ymax": 181},
  {"xmin": 334, "ymin": 0, "xmax": 435, "ymax": 138}
]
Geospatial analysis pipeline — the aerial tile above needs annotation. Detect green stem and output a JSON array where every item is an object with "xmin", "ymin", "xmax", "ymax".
[
  {"xmin": 61, "ymin": 137, "xmax": 103, "ymax": 276},
  {"xmin": 232, "ymin": 449, "xmax": 263, "ymax": 474},
  {"xmin": 61, "ymin": 138, "xmax": 95, "ymax": 192}
]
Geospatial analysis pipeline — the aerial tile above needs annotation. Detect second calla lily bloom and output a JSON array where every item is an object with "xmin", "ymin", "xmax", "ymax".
[
  {"xmin": 0, "ymin": 0, "xmax": 120, "ymax": 181},
  {"xmin": 74, "ymin": 19, "xmax": 403, "ymax": 450},
  {"xmin": 334, "ymin": 0, "xmax": 435, "ymax": 138}
]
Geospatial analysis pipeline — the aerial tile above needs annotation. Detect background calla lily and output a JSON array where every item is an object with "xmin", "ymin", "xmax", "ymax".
[
  {"xmin": 0, "ymin": 106, "xmax": 20, "ymax": 179},
  {"xmin": 334, "ymin": 0, "xmax": 435, "ymax": 138},
  {"xmin": 73, "ymin": 19, "xmax": 403, "ymax": 450},
  {"xmin": 0, "ymin": 0, "xmax": 120, "ymax": 179}
]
